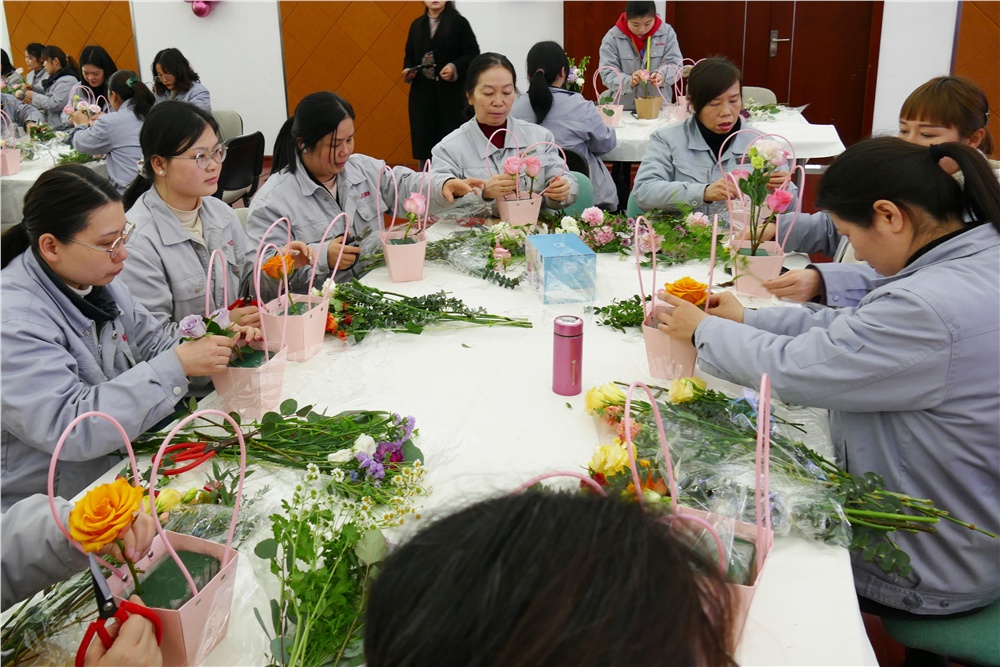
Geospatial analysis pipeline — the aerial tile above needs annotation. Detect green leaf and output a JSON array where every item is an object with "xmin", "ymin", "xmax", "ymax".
[
  {"xmin": 401, "ymin": 440, "xmax": 424, "ymax": 463},
  {"xmin": 261, "ymin": 411, "xmax": 282, "ymax": 425},
  {"xmin": 862, "ymin": 546, "xmax": 876, "ymax": 562},
  {"xmin": 270, "ymin": 597, "xmax": 282, "ymax": 635},
  {"xmin": 355, "ymin": 529, "xmax": 388, "ymax": 566},
  {"xmin": 295, "ymin": 405, "xmax": 313, "ymax": 417},
  {"xmin": 461, "ymin": 343, "xmax": 472, "ymax": 348},
  {"xmin": 565, "ymin": 402, "xmax": 572, "ymax": 409},
  {"xmin": 253, "ymin": 606, "xmax": 272, "ymax": 639},
  {"xmin": 402, "ymin": 321, "xmax": 423, "ymax": 334},
  {"xmin": 227, "ymin": 411, "xmax": 241, "ymax": 426},
  {"xmin": 280, "ymin": 399, "xmax": 298, "ymax": 415},
  {"xmin": 255, "ymin": 538, "xmax": 278, "ymax": 560}
]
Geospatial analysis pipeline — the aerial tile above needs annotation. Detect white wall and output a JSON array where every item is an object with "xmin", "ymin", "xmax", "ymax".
[
  {"xmin": 459, "ymin": 1, "xmax": 563, "ymax": 90},
  {"xmin": 1, "ymin": 0, "xmax": 11, "ymax": 56},
  {"xmin": 130, "ymin": 0, "xmax": 287, "ymax": 151},
  {"xmin": 872, "ymin": 0, "xmax": 958, "ymax": 136}
]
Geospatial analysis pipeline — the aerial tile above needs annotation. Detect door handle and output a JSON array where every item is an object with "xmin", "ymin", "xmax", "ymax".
[{"xmin": 769, "ymin": 30, "xmax": 791, "ymax": 57}]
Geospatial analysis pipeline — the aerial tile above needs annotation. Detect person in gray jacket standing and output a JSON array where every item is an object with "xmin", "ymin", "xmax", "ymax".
[
  {"xmin": 657, "ymin": 137, "xmax": 1000, "ymax": 618},
  {"xmin": 0, "ymin": 165, "xmax": 237, "ymax": 510},
  {"xmin": 598, "ymin": 1, "xmax": 682, "ymax": 112}
]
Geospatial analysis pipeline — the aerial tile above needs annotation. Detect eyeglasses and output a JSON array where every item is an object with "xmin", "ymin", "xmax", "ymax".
[
  {"xmin": 173, "ymin": 145, "xmax": 227, "ymax": 169},
  {"xmin": 154, "ymin": 74, "xmax": 175, "ymax": 82},
  {"xmin": 68, "ymin": 223, "xmax": 135, "ymax": 260}
]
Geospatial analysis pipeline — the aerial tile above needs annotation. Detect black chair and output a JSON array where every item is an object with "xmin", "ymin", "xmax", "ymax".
[
  {"xmin": 562, "ymin": 147, "xmax": 590, "ymax": 179},
  {"xmin": 213, "ymin": 131, "xmax": 264, "ymax": 207}
]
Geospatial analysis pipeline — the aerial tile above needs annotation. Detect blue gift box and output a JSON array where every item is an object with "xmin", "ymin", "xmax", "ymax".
[{"xmin": 524, "ymin": 234, "xmax": 597, "ymax": 304}]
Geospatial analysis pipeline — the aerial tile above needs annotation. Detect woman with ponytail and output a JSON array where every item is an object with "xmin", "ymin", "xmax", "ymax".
[
  {"xmin": 511, "ymin": 41, "xmax": 618, "ymax": 209},
  {"xmin": 0, "ymin": 165, "xmax": 240, "ymax": 509},
  {"xmin": 248, "ymin": 91, "xmax": 477, "ymax": 288},
  {"xmin": 21, "ymin": 45, "xmax": 79, "ymax": 129},
  {"xmin": 121, "ymin": 102, "xmax": 308, "ymax": 354},
  {"xmin": 658, "ymin": 137, "xmax": 1000, "ymax": 618},
  {"xmin": 69, "ymin": 70, "xmax": 154, "ymax": 192}
]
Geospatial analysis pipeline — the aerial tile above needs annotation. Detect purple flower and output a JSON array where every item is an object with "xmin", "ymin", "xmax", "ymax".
[
  {"xmin": 208, "ymin": 307, "xmax": 230, "ymax": 329},
  {"xmin": 179, "ymin": 314, "xmax": 207, "ymax": 338}
]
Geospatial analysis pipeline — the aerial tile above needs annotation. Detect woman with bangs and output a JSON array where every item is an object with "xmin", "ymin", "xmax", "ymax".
[
  {"xmin": 151, "ymin": 48, "xmax": 211, "ymax": 112},
  {"xmin": 762, "ymin": 76, "xmax": 996, "ymax": 305},
  {"xmin": 248, "ymin": 91, "xmax": 479, "ymax": 288}
]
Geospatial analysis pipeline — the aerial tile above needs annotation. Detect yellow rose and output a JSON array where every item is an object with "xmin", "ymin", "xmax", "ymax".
[
  {"xmin": 667, "ymin": 376, "xmax": 707, "ymax": 404},
  {"xmin": 664, "ymin": 277, "xmax": 709, "ymax": 306},
  {"xmin": 588, "ymin": 440, "xmax": 630, "ymax": 477},
  {"xmin": 69, "ymin": 478, "xmax": 144, "ymax": 553},
  {"xmin": 584, "ymin": 383, "xmax": 627, "ymax": 414},
  {"xmin": 141, "ymin": 488, "xmax": 183, "ymax": 514}
]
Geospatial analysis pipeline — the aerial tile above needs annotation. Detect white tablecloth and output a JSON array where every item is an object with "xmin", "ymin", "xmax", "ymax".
[
  {"xmin": 1, "ymin": 147, "xmax": 108, "ymax": 230},
  {"xmin": 602, "ymin": 109, "xmax": 847, "ymax": 162},
  {"xmin": 15, "ymin": 225, "xmax": 877, "ymax": 665}
]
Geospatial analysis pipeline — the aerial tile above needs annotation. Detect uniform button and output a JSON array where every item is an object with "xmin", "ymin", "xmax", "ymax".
[
  {"xmin": 83, "ymin": 330, "xmax": 90, "ymax": 336},
  {"xmin": 172, "ymin": 387, "xmax": 183, "ymax": 396},
  {"xmin": 112, "ymin": 331, "xmax": 119, "ymax": 339}
]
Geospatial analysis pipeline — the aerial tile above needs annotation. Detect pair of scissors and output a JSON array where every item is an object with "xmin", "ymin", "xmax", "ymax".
[
  {"xmin": 160, "ymin": 434, "xmax": 240, "ymax": 476},
  {"xmin": 75, "ymin": 555, "xmax": 163, "ymax": 667}
]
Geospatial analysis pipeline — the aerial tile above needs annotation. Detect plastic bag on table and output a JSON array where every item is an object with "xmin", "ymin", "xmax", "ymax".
[{"xmin": 434, "ymin": 191, "xmax": 492, "ymax": 227}]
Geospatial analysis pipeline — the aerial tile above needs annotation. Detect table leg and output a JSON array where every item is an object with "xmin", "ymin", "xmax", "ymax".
[{"xmin": 610, "ymin": 161, "xmax": 634, "ymax": 213}]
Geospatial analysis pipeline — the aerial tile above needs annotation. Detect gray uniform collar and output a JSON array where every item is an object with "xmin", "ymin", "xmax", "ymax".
[
  {"xmin": 140, "ymin": 185, "xmax": 227, "ymax": 246},
  {"xmin": 21, "ymin": 250, "xmax": 105, "ymax": 333},
  {"xmin": 292, "ymin": 154, "xmax": 368, "ymax": 202},
  {"xmin": 872, "ymin": 223, "xmax": 999, "ymax": 288},
  {"xmin": 682, "ymin": 117, "xmax": 753, "ymax": 157}
]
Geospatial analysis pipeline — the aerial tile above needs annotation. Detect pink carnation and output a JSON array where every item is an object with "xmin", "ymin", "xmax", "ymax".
[
  {"xmin": 581, "ymin": 206, "xmax": 604, "ymax": 226},
  {"xmin": 592, "ymin": 226, "xmax": 614, "ymax": 246},
  {"xmin": 765, "ymin": 188, "xmax": 794, "ymax": 214},
  {"xmin": 635, "ymin": 69, "xmax": 650, "ymax": 81},
  {"xmin": 523, "ymin": 156, "xmax": 542, "ymax": 178},
  {"xmin": 503, "ymin": 156, "xmax": 523, "ymax": 176},
  {"xmin": 637, "ymin": 231, "xmax": 663, "ymax": 255},
  {"xmin": 685, "ymin": 212, "xmax": 711, "ymax": 226},
  {"xmin": 731, "ymin": 169, "xmax": 750, "ymax": 181}
]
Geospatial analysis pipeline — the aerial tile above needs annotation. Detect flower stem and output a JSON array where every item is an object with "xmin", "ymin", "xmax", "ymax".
[{"xmin": 116, "ymin": 538, "xmax": 144, "ymax": 595}]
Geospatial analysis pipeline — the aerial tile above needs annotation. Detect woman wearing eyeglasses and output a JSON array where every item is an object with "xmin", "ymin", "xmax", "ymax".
[
  {"xmin": 151, "ymin": 47, "xmax": 211, "ymax": 113},
  {"xmin": 68, "ymin": 70, "xmax": 154, "ymax": 193},
  {"xmin": 0, "ymin": 165, "xmax": 239, "ymax": 509},
  {"xmin": 121, "ymin": 102, "xmax": 308, "ymax": 347}
]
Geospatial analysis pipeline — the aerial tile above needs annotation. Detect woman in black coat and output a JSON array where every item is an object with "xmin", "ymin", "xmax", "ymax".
[{"xmin": 403, "ymin": 1, "xmax": 480, "ymax": 166}]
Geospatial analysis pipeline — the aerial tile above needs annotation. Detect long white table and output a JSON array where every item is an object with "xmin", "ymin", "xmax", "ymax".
[
  {"xmin": 10, "ymin": 224, "xmax": 878, "ymax": 665},
  {"xmin": 1, "ymin": 146, "xmax": 108, "ymax": 230},
  {"xmin": 602, "ymin": 108, "xmax": 847, "ymax": 163}
]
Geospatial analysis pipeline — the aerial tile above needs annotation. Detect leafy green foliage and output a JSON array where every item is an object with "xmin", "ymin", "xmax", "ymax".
[{"xmin": 589, "ymin": 294, "xmax": 650, "ymax": 332}]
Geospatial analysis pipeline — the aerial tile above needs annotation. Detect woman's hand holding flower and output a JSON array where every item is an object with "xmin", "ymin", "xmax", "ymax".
[
  {"xmin": 767, "ymin": 170, "xmax": 791, "ymax": 190},
  {"xmin": 649, "ymin": 71, "xmax": 664, "ymax": 87},
  {"xmin": 483, "ymin": 173, "xmax": 516, "ymax": 201},
  {"xmin": 704, "ymin": 177, "xmax": 740, "ymax": 202},
  {"xmin": 229, "ymin": 305, "xmax": 261, "ymax": 329},
  {"xmin": 541, "ymin": 175, "xmax": 571, "ymax": 203},
  {"xmin": 98, "ymin": 510, "xmax": 157, "ymax": 564},
  {"xmin": 175, "ymin": 334, "xmax": 235, "ymax": 376}
]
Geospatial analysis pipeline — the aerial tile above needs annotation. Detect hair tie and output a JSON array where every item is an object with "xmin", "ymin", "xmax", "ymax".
[
  {"xmin": 928, "ymin": 143, "xmax": 945, "ymax": 164},
  {"xmin": 985, "ymin": 109, "xmax": 991, "ymax": 125},
  {"xmin": 126, "ymin": 75, "xmax": 139, "ymax": 89},
  {"xmin": 534, "ymin": 68, "xmax": 545, "ymax": 76}
]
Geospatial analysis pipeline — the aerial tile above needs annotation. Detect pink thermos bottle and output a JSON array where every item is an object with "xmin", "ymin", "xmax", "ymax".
[{"xmin": 553, "ymin": 315, "xmax": 583, "ymax": 396}]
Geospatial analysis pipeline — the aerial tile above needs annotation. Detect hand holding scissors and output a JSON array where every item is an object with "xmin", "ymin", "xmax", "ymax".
[{"xmin": 76, "ymin": 555, "xmax": 163, "ymax": 667}]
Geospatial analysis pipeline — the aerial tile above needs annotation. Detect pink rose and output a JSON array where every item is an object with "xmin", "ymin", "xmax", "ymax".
[
  {"xmin": 493, "ymin": 245, "xmax": 512, "ymax": 261},
  {"xmin": 765, "ymin": 188, "xmax": 794, "ymax": 214},
  {"xmin": 731, "ymin": 169, "xmax": 750, "ymax": 181},
  {"xmin": 581, "ymin": 206, "xmax": 604, "ymax": 226},
  {"xmin": 635, "ymin": 69, "xmax": 650, "ymax": 81},
  {"xmin": 77, "ymin": 101, "xmax": 90, "ymax": 112},
  {"xmin": 63, "ymin": 105, "xmax": 74, "ymax": 115},
  {"xmin": 503, "ymin": 156, "xmax": 523, "ymax": 176},
  {"xmin": 523, "ymin": 156, "xmax": 542, "ymax": 178},
  {"xmin": 88, "ymin": 104, "xmax": 102, "ymax": 114},
  {"xmin": 403, "ymin": 192, "xmax": 428, "ymax": 216}
]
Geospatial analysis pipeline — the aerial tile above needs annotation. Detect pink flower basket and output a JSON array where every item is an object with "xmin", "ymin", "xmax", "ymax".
[
  {"xmin": 1, "ymin": 110, "xmax": 20, "ymax": 175},
  {"xmin": 48, "ymin": 410, "xmax": 248, "ymax": 667},
  {"xmin": 0, "ymin": 147, "xmax": 20, "ymax": 176},
  {"xmin": 592, "ymin": 65, "xmax": 624, "ymax": 128},
  {"xmin": 732, "ymin": 240, "xmax": 785, "ymax": 298},
  {"xmin": 496, "ymin": 192, "xmax": 544, "ymax": 227},
  {"xmin": 206, "ymin": 249, "xmax": 288, "ymax": 420},
  {"xmin": 620, "ymin": 380, "xmax": 774, "ymax": 649},
  {"xmin": 634, "ymin": 215, "xmax": 720, "ymax": 379},
  {"xmin": 255, "ymin": 216, "xmax": 334, "ymax": 361},
  {"xmin": 377, "ymin": 164, "xmax": 430, "ymax": 283},
  {"xmin": 483, "ymin": 129, "xmax": 568, "ymax": 229}
]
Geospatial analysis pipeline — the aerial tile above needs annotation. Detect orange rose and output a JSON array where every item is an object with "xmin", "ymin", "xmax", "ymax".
[
  {"xmin": 262, "ymin": 254, "xmax": 295, "ymax": 280},
  {"xmin": 69, "ymin": 478, "xmax": 144, "ymax": 553},
  {"xmin": 664, "ymin": 277, "xmax": 708, "ymax": 306},
  {"xmin": 325, "ymin": 313, "xmax": 338, "ymax": 334}
]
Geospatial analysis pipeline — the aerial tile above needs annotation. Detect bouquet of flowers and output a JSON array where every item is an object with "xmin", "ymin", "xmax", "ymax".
[
  {"xmin": 1, "ymin": 70, "xmax": 26, "ymax": 99},
  {"xmin": 178, "ymin": 308, "xmax": 266, "ymax": 368},
  {"xmin": 729, "ymin": 139, "xmax": 793, "ymax": 256},
  {"xmin": 565, "ymin": 55, "xmax": 589, "ymax": 93},
  {"xmin": 584, "ymin": 379, "xmax": 996, "ymax": 576},
  {"xmin": 57, "ymin": 149, "xmax": 98, "ymax": 164}
]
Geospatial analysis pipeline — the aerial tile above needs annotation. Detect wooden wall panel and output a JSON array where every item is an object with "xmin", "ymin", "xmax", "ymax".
[
  {"xmin": 953, "ymin": 1, "xmax": 999, "ymax": 156},
  {"xmin": 280, "ymin": 1, "xmax": 424, "ymax": 168},
  {"xmin": 4, "ymin": 1, "xmax": 138, "ymax": 76}
]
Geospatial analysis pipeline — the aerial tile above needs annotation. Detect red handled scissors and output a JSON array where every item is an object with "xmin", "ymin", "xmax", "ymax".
[
  {"xmin": 160, "ymin": 435, "xmax": 240, "ymax": 476},
  {"xmin": 75, "ymin": 554, "xmax": 163, "ymax": 667}
]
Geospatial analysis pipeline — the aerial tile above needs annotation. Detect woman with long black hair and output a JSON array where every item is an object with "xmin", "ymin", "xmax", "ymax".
[
  {"xmin": 658, "ymin": 137, "xmax": 1000, "ymax": 618},
  {"xmin": 22, "ymin": 45, "xmax": 79, "ymax": 129}
]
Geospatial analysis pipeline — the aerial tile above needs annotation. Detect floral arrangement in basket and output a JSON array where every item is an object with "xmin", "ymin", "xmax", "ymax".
[
  {"xmin": 178, "ymin": 307, "xmax": 267, "ymax": 368},
  {"xmin": 729, "ymin": 138, "xmax": 794, "ymax": 257},
  {"xmin": 63, "ymin": 83, "xmax": 106, "ymax": 125},
  {"xmin": 592, "ymin": 65, "xmax": 625, "ymax": 126},
  {"xmin": 584, "ymin": 378, "xmax": 997, "ymax": 576},
  {"xmin": 503, "ymin": 155, "xmax": 543, "ymax": 200},
  {"xmin": 565, "ymin": 55, "xmax": 589, "ymax": 93}
]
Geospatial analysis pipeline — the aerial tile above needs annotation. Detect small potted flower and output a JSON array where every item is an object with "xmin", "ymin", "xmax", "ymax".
[
  {"xmin": 496, "ymin": 155, "xmax": 544, "ymax": 227},
  {"xmin": 633, "ymin": 69, "xmax": 663, "ymax": 120},
  {"xmin": 0, "ymin": 110, "xmax": 20, "ymax": 176},
  {"xmin": 592, "ymin": 65, "xmax": 625, "ymax": 128},
  {"xmin": 382, "ymin": 190, "xmax": 429, "ymax": 282}
]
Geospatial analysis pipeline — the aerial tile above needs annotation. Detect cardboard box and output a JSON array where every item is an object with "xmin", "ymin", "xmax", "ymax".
[{"xmin": 524, "ymin": 234, "xmax": 597, "ymax": 304}]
